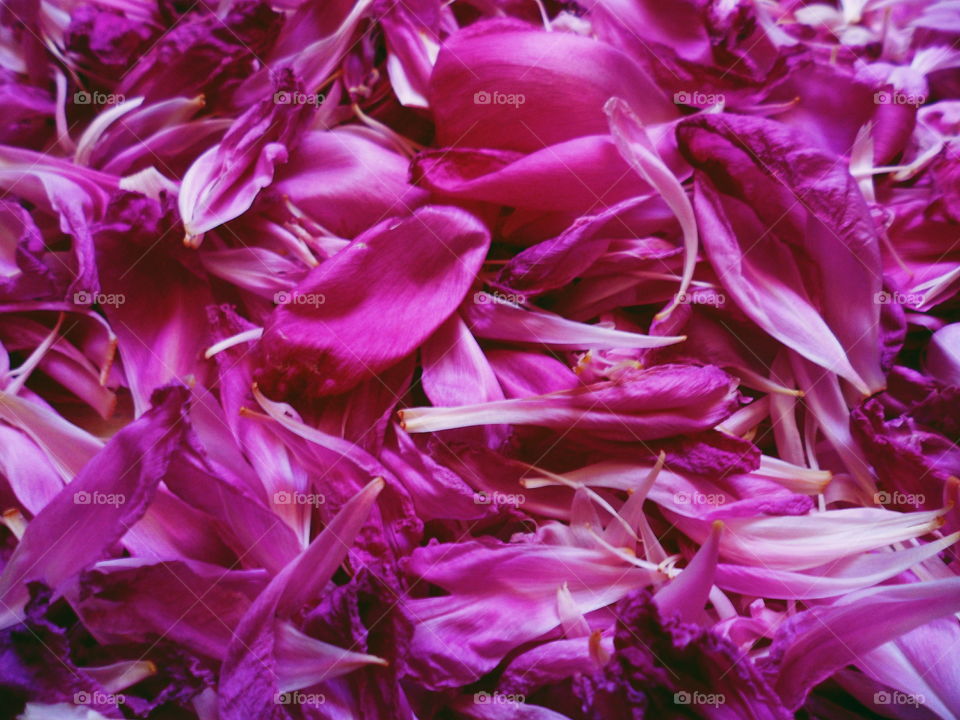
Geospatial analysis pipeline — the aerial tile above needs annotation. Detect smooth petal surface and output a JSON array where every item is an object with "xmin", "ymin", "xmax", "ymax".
[
  {"xmin": 257, "ymin": 206, "xmax": 490, "ymax": 398},
  {"xmin": 430, "ymin": 19, "xmax": 676, "ymax": 152}
]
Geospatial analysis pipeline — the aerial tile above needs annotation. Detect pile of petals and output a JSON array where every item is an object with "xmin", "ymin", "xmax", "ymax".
[{"xmin": 2, "ymin": 0, "xmax": 960, "ymax": 717}]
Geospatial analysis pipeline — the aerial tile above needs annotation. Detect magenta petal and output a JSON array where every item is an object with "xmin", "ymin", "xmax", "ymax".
[
  {"xmin": 766, "ymin": 577, "xmax": 960, "ymax": 710},
  {"xmin": 218, "ymin": 479, "xmax": 384, "ymax": 719},
  {"xmin": 926, "ymin": 323, "xmax": 960, "ymax": 386},
  {"xmin": 412, "ymin": 137, "xmax": 647, "ymax": 214},
  {"xmin": 402, "ymin": 539, "xmax": 656, "ymax": 687},
  {"xmin": 494, "ymin": 196, "xmax": 652, "ymax": 295},
  {"xmin": 95, "ymin": 193, "xmax": 215, "ymax": 416},
  {"xmin": 463, "ymin": 295, "xmax": 686, "ymax": 350},
  {"xmin": 430, "ymin": 19, "xmax": 676, "ymax": 152},
  {"xmin": 0, "ymin": 424, "xmax": 63, "ymax": 515},
  {"xmin": 257, "ymin": 206, "xmax": 490, "ymax": 398},
  {"xmin": 0, "ymin": 386, "xmax": 188, "ymax": 628},
  {"xmin": 178, "ymin": 71, "xmax": 312, "ymax": 241},
  {"xmin": 72, "ymin": 560, "xmax": 265, "ymax": 660},
  {"xmin": 401, "ymin": 364, "xmax": 739, "ymax": 442},
  {"xmin": 715, "ymin": 531, "xmax": 959, "ymax": 599},
  {"xmin": 653, "ymin": 520, "xmax": 721, "ymax": 624},
  {"xmin": 486, "ymin": 349, "xmax": 580, "ymax": 398},
  {"xmin": 420, "ymin": 313, "xmax": 507, "ymax": 447},
  {"xmin": 271, "ymin": 128, "xmax": 427, "ymax": 238},
  {"xmin": 678, "ymin": 113, "xmax": 886, "ymax": 395}
]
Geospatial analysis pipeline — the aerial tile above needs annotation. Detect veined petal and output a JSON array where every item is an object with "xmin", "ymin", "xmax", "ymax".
[
  {"xmin": 677, "ymin": 113, "xmax": 885, "ymax": 395},
  {"xmin": 401, "ymin": 364, "xmax": 738, "ymax": 441},
  {"xmin": 463, "ymin": 294, "xmax": 686, "ymax": 349}
]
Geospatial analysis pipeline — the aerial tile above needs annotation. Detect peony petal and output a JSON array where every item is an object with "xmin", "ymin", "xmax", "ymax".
[{"xmin": 257, "ymin": 206, "xmax": 490, "ymax": 398}]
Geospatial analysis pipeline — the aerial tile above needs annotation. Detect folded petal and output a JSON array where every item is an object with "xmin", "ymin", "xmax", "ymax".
[
  {"xmin": 412, "ymin": 137, "xmax": 648, "ymax": 214},
  {"xmin": 677, "ymin": 113, "xmax": 885, "ymax": 394},
  {"xmin": 178, "ymin": 70, "xmax": 312, "ymax": 242},
  {"xmin": 270, "ymin": 128, "xmax": 427, "ymax": 239}
]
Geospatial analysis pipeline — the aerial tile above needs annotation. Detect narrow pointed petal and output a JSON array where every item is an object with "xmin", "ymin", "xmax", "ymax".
[
  {"xmin": 464, "ymin": 294, "xmax": 686, "ymax": 350},
  {"xmin": 401, "ymin": 364, "xmax": 738, "ymax": 442},
  {"xmin": 219, "ymin": 479, "xmax": 384, "ymax": 719},
  {"xmin": 275, "ymin": 622, "xmax": 387, "ymax": 692},
  {"xmin": 654, "ymin": 521, "xmax": 722, "ymax": 623},
  {"xmin": 715, "ymin": 531, "xmax": 960, "ymax": 599}
]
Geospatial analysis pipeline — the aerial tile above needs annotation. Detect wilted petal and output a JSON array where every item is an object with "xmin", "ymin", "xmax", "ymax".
[
  {"xmin": 401, "ymin": 364, "xmax": 739, "ymax": 442},
  {"xmin": 677, "ymin": 113, "xmax": 885, "ymax": 395},
  {"xmin": 0, "ymin": 386, "xmax": 188, "ymax": 628},
  {"xmin": 178, "ymin": 71, "xmax": 312, "ymax": 242},
  {"xmin": 219, "ymin": 479, "xmax": 384, "ymax": 719}
]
